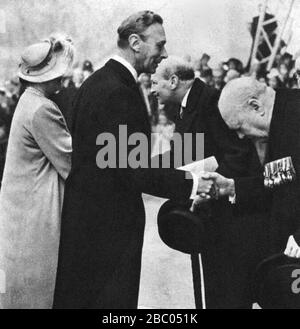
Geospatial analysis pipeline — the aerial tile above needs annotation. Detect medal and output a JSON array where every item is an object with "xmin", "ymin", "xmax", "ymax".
[{"xmin": 264, "ymin": 156, "xmax": 296, "ymax": 189}]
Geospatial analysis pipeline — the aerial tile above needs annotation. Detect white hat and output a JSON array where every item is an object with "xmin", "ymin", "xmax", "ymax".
[{"xmin": 18, "ymin": 36, "xmax": 74, "ymax": 83}]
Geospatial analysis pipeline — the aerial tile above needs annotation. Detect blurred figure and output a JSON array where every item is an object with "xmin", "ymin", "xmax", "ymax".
[
  {"xmin": 0, "ymin": 35, "xmax": 74, "ymax": 309},
  {"xmin": 213, "ymin": 68, "xmax": 225, "ymax": 91},
  {"xmin": 224, "ymin": 69, "xmax": 240, "ymax": 84},
  {"xmin": 226, "ymin": 58, "xmax": 244, "ymax": 74},
  {"xmin": 280, "ymin": 52, "xmax": 294, "ymax": 72},
  {"xmin": 294, "ymin": 57, "xmax": 300, "ymax": 89},
  {"xmin": 200, "ymin": 67, "xmax": 213, "ymax": 86},
  {"xmin": 72, "ymin": 67, "xmax": 84, "ymax": 88},
  {"xmin": 257, "ymin": 75, "xmax": 267, "ymax": 85},
  {"xmin": 0, "ymin": 87, "xmax": 7, "ymax": 113},
  {"xmin": 194, "ymin": 53, "xmax": 211, "ymax": 78},
  {"xmin": 278, "ymin": 63, "xmax": 291, "ymax": 88},
  {"xmin": 82, "ymin": 59, "xmax": 94, "ymax": 81},
  {"xmin": 200, "ymin": 53, "xmax": 211, "ymax": 71},
  {"xmin": 267, "ymin": 68, "xmax": 281, "ymax": 90}
]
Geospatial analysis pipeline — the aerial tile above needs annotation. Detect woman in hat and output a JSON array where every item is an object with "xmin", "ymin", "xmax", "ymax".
[{"xmin": 0, "ymin": 35, "xmax": 74, "ymax": 309}]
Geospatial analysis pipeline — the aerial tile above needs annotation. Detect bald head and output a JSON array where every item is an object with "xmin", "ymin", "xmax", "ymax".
[
  {"xmin": 155, "ymin": 56, "xmax": 195, "ymax": 81},
  {"xmin": 152, "ymin": 56, "xmax": 195, "ymax": 105},
  {"xmin": 219, "ymin": 77, "xmax": 275, "ymax": 140}
]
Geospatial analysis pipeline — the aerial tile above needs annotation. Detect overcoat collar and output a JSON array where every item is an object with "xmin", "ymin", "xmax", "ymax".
[
  {"xmin": 105, "ymin": 59, "xmax": 151, "ymax": 133},
  {"xmin": 105, "ymin": 59, "xmax": 138, "ymax": 89},
  {"xmin": 175, "ymin": 78, "xmax": 206, "ymax": 132},
  {"xmin": 185, "ymin": 78, "xmax": 206, "ymax": 114},
  {"xmin": 268, "ymin": 89, "xmax": 288, "ymax": 159}
]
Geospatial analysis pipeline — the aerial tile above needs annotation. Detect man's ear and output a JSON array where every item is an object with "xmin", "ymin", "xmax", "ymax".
[
  {"xmin": 128, "ymin": 34, "xmax": 141, "ymax": 53},
  {"xmin": 170, "ymin": 75, "xmax": 179, "ymax": 90},
  {"xmin": 248, "ymin": 98, "xmax": 265, "ymax": 116}
]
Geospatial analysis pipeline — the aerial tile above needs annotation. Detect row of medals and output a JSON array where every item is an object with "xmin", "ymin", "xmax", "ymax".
[{"xmin": 264, "ymin": 157, "xmax": 296, "ymax": 189}]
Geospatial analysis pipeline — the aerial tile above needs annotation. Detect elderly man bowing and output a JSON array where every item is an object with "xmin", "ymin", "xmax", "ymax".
[{"xmin": 206, "ymin": 77, "xmax": 300, "ymax": 259}]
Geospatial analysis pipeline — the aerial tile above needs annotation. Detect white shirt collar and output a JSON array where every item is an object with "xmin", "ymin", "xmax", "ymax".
[
  {"xmin": 112, "ymin": 55, "xmax": 138, "ymax": 82},
  {"xmin": 181, "ymin": 87, "xmax": 192, "ymax": 108}
]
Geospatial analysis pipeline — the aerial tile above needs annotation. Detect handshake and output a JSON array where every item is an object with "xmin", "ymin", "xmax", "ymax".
[{"xmin": 195, "ymin": 172, "xmax": 235, "ymax": 201}]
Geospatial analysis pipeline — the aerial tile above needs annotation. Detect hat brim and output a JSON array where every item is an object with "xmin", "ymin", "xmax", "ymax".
[
  {"xmin": 253, "ymin": 253, "xmax": 300, "ymax": 308},
  {"xmin": 18, "ymin": 58, "xmax": 70, "ymax": 83},
  {"xmin": 157, "ymin": 200, "xmax": 209, "ymax": 254}
]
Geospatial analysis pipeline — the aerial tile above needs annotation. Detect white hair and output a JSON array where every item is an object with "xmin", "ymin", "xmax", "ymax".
[{"xmin": 218, "ymin": 77, "xmax": 266, "ymax": 125}]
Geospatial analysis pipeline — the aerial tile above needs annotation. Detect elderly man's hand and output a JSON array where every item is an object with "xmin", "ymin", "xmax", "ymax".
[
  {"xmin": 284, "ymin": 235, "xmax": 300, "ymax": 258},
  {"xmin": 202, "ymin": 172, "xmax": 235, "ymax": 198}
]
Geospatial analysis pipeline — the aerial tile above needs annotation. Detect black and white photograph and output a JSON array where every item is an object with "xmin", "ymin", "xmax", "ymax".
[{"xmin": 0, "ymin": 0, "xmax": 300, "ymax": 313}]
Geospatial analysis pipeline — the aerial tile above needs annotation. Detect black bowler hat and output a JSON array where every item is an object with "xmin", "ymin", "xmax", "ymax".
[
  {"xmin": 254, "ymin": 254, "xmax": 300, "ymax": 309},
  {"xmin": 157, "ymin": 200, "xmax": 210, "ymax": 254}
]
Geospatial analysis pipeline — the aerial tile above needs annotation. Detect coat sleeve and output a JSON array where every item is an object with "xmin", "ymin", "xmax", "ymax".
[
  {"xmin": 95, "ymin": 86, "xmax": 193, "ymax": 202},
  {"xmin": 234, "ymin": 175, "xmax": 272, "ymax": 213},
  {"xmin": 31, "ymin": 102, "xmax": 72, "ymax": 180}
]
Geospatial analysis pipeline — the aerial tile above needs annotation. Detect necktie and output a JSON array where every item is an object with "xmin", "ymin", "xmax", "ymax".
[
  {"xmin": 138, "ymin": 84, "xmax": 152, "ymax": 117},
  {"xmin": 180, "ymin": 106, "xmax": 185, "ymax": 119}
]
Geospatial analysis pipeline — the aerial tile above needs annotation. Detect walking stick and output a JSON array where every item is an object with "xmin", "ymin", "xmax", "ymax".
[{"xmin": 191, "ymin": 253, "xmax": 206, "ymax": 309}]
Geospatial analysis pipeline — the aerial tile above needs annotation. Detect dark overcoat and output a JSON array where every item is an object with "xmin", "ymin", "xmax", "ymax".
[
  {"xmin": 164, "ymin": 79, "xmax": 269, "ymax": 308},
  {"xmin": 53, "ymin": 59, "xmax": 193, "ymax": 309},
  {"xmin": 235, "ymin": 89, "xmax": 300, "ymax": 252}
]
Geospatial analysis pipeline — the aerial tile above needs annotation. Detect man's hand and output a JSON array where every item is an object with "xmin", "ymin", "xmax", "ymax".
[
  {"xmin": 202, "ymin": 172, "xmax": 235, "ymax": 198},
  {"xmin": 197, "ymin": 175, "xmax": 215, "ymax": 196},
  {"xmin": 190, "ymin": 195, "xmax": 210, "ymax": 212},
  {"xmin": 284, "ymin": 235, "xmax": 300, "ymax": 258}
]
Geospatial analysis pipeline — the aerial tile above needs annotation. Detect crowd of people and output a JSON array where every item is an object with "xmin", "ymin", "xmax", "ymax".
[
  {"xmin": 1, "ymin": 9, "xmax": 300, "ymax": 310},
  {"xmin": 1, "ymin": 38, "xmax": 298, "ymax": 162},
  {"xmin": 151, "ymin": 50, "xmax": 300, "ymax": 152},
  {"xmin": 194, "ymin": 51, "xmax": 299, "ymax": 91}
]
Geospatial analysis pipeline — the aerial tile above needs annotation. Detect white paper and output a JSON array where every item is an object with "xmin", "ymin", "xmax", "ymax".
[{"xmin": 177, "ymin": 156, "xmax": 219, "ymax": 176}]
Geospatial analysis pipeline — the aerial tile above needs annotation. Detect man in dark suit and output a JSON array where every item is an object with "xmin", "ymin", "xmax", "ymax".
[
  {"xmin": 207, "ymin": 77, "xmax": 300, "ymax": 263},
  {"xmin": 53, "ymin": 11, "xmax": 214, "ymax": 309},
  {"xmin": 151, "ymin": 57, "xmax": 264, "ymax": 309},
  {"xmin": 151, "ymin": 56, "xmax": 250, "ymax": 176}
]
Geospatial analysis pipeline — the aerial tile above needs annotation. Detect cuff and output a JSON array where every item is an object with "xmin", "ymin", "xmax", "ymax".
[
  {"xmin": 190, "ymin": 172, "xmax": 198, "ymax": 200},
  {"xmin": 229, "ymin": 193, "xmax": 236, "ymax": 204}
]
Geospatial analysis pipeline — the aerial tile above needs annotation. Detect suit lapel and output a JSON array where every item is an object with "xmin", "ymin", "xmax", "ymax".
[
  {"xmin": 106, "ymin": 59, "xmax": 137, "ymax": 88},
  {"xmin": 176, "ymin": 79, "xmax": 206, "ymax": 134},
  {"xmin": 105, "ymin": 59, "xmax": 151, "ymax": 134},
  {"xmin": 269, "ymin": 90, "xmax": 288, "ymax": 160}
]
